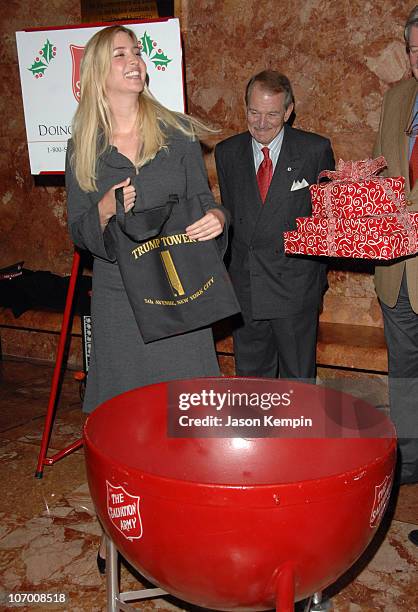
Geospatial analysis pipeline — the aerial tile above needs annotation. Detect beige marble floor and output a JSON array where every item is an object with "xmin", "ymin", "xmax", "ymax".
[{"xmin": 0, "ymin": 360, "xmax": 416, "ymax": 612}]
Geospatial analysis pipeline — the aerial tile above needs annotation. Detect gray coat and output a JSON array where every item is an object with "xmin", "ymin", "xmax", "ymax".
[{"xmin": 66, "ymin": 130, "xmax": 225, "ymax": 413}]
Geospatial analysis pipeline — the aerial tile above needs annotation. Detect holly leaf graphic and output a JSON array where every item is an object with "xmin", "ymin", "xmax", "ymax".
[
  {"xmin": 151, "ymin": 52, "xmax": 172, "ymax": 68},
  {"xmin": 28, "ymin": 39, "xmax": 56, "ymax": 78},
  {"xmin": 28, "ymin": 60, "xmax": 47, "ymax": 76},
  {"xmin": 140, "ymin": 32, "xmax": 154, "ymax": 56},
  {"xmin": 42, "ymin": 39, "xmax": 55, "ymax": 63}
]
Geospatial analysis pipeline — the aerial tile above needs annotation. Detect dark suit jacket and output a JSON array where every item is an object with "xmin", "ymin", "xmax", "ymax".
[{"xmin": 215, "ymin": 124, "xmax": 335, "ymax": 319}]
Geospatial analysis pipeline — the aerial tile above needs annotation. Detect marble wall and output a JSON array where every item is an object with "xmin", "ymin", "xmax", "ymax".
[
  {"xmin": 0, "ymin": 1, "xmax": 415, "ymax": 339},
  {"xmin": 182, "ymin": 0, "xmax": 411, "ymax": 164},
  {"xmin": 0, "ymin": 1, "xmax": 81, "ymax": 275}
]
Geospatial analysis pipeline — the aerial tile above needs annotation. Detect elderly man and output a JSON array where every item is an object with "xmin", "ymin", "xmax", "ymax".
[
  {"xmin": 215, "ymin": 70, "xmax": 334, "ymax": 381},
  {"xmin": 374, "ymin": 6, "xmax": 418, "ymax": 544}
]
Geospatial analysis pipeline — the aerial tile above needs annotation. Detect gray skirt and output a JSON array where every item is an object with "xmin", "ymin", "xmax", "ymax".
[{"xmin": 83, "ymin": 258, "xmax": 220, "ymax": 413}]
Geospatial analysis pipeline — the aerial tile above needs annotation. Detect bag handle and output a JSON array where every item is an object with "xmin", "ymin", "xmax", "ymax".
[{"xmin": 114, "ymin": 188, "xmax": 178, "ymax": 242}]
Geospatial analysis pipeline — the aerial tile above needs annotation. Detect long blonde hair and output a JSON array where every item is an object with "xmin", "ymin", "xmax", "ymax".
[{"xmin": 71, "ymin": 25, "xmax": 211, "ymax": 192}]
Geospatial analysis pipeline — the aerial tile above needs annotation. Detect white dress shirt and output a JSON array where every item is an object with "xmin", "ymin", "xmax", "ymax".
[{"xmin": 252, "ymin": 128, "xmax": 284, "ymax": 173}]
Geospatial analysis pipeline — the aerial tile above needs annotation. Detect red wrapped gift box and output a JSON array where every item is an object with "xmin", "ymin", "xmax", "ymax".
[
  {"xmin": 284, "ymin": 226, "xmax": 418, "ymax": 260},
  {"xmin": 283, "ymin": 156, "xmax": 418, "ymax": 260},
  {"xmin": 296, "ymin": 213, "xmax": 418, "ymax": 234},
  {"xmin": 310, "ymin": 177, "xmax": 406, "ymax": 218}
]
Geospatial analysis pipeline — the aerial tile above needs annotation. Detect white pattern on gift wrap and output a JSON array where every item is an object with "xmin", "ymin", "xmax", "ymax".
[
  {"xmin": 284, "ymin": 156, "xmax": 418, "ymax": 259},
  {"xmin": 381, "ymin": 178, "xmax": 417, "ymax": 253},
  {"xmin": 310, "ymin": 178, "xmax": 407, "ymax": 218},
  {"xmin": 284, "ymin": 224, "xmax": 417, "ymax": 260},
  {"xmin": 296, "ymin": 213, "xmax": 418, "ymax": 234}
]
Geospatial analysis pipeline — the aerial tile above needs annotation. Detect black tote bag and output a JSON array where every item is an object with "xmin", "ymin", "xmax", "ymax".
[{"xmin": 106, "ymin": 192, "xmax": 240, "ymax": 343}]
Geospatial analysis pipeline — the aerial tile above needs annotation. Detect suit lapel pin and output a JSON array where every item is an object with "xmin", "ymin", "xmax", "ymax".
[{"xmin": 287, "ymin": 167, "xmax": 292, "ymax": 172}]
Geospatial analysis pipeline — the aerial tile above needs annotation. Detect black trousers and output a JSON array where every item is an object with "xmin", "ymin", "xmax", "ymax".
[
  {"xmin": 380, "ymin": 273, "xmax": 418, "ymax": 484},
  {"xmin": 232, "ymin": 308, "xmax": 319, "ymax": 381}
]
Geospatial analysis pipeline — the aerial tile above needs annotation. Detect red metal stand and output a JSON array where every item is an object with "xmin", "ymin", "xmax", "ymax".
[
  {"xmin": 276, "ymin": 562, "xmax": 295, "ymax": 612},
  {"xmin": 35, "ymin": 250, "xmax": 83, "ymax": 478}
]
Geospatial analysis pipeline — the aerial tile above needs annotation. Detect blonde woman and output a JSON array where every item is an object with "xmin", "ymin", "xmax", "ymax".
[
  {"xmin": 67, "ymin": 23, "xmax": 227, "ymax": 411},
  {"xmin": 66, "ymin": 25, "xmax": 227, "ymax": 571}
]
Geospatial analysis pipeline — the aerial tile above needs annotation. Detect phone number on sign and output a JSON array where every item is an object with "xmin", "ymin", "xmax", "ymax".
[
  {"xmin": 47, "ymin": 145, "xmax": 67, "ymax": 154},
  {"xmin": 5, "ymin": 592, "xmax": 67, "ymax": 605}
]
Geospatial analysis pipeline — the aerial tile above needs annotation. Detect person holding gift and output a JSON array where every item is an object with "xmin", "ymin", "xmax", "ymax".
[
  {"xmin": 373, "ymin": 5, "xmax": 418, "ymax": 544},
  {"xmin": 215, "ymin": 70, "xmax": 334, "ymax": 381}
]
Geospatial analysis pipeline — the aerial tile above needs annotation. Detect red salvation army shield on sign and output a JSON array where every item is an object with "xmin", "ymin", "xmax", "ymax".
[
  {"xmin": 106, "ymin": 481, "xmax": 143, "ymax": 541},
  {"xmin": 70, "ymin": 44, "xmax": 84, "ymax": 102}
]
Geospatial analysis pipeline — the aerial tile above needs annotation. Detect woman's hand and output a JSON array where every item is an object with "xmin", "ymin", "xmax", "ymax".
[
  {"xmin": 186, "ymin": 208, "xmax": 225, "ymax": 241},
  {"xmin": 98, "ymin": 177, "xmax": 136, "ymax": 230}
]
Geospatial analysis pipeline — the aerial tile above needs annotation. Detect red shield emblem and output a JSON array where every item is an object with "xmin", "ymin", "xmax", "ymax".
[
  {"xmin": 70, "ymin": 44, "xmax": 84, "ymax": 103},
  {"xmin": 369, "ymin": 472, "xmax": 393, "ymax": 528},
  {"xmin": 106, "ymin": 481, "xmax": 143, "ymax": 541}
]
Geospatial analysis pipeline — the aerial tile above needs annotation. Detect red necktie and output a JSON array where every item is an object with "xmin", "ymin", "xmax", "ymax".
[
  {"xmin": 410, "ymin": 137, "xmax": 418, "ymax": 188},
  {"xmin": 257, "ymin": 146, "xmax": 273, "ymax": 203}
]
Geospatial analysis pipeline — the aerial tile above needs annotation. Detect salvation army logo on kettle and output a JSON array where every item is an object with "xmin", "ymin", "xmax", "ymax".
[
  {"xmin": 106, "ymin": 481, "xmax": 143, "ymax": 541},
  {"xmin": 369, "ymin": 472, "xmax": 393, "ymax": 528}
]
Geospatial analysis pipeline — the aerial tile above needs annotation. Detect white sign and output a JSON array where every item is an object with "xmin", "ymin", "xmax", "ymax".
[{"xmin": 16, "ymin": 19, "xmax": 184, "ymax": 174}]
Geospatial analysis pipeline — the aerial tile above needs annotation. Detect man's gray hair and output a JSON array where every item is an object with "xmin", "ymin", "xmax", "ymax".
[
  {"xmin": 245, "ymin": 70, "xmax": 294, "ymax": 110},
  {"xmin": 405, "ymin": 5, "xmax": 418, "ymax": 47}
]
